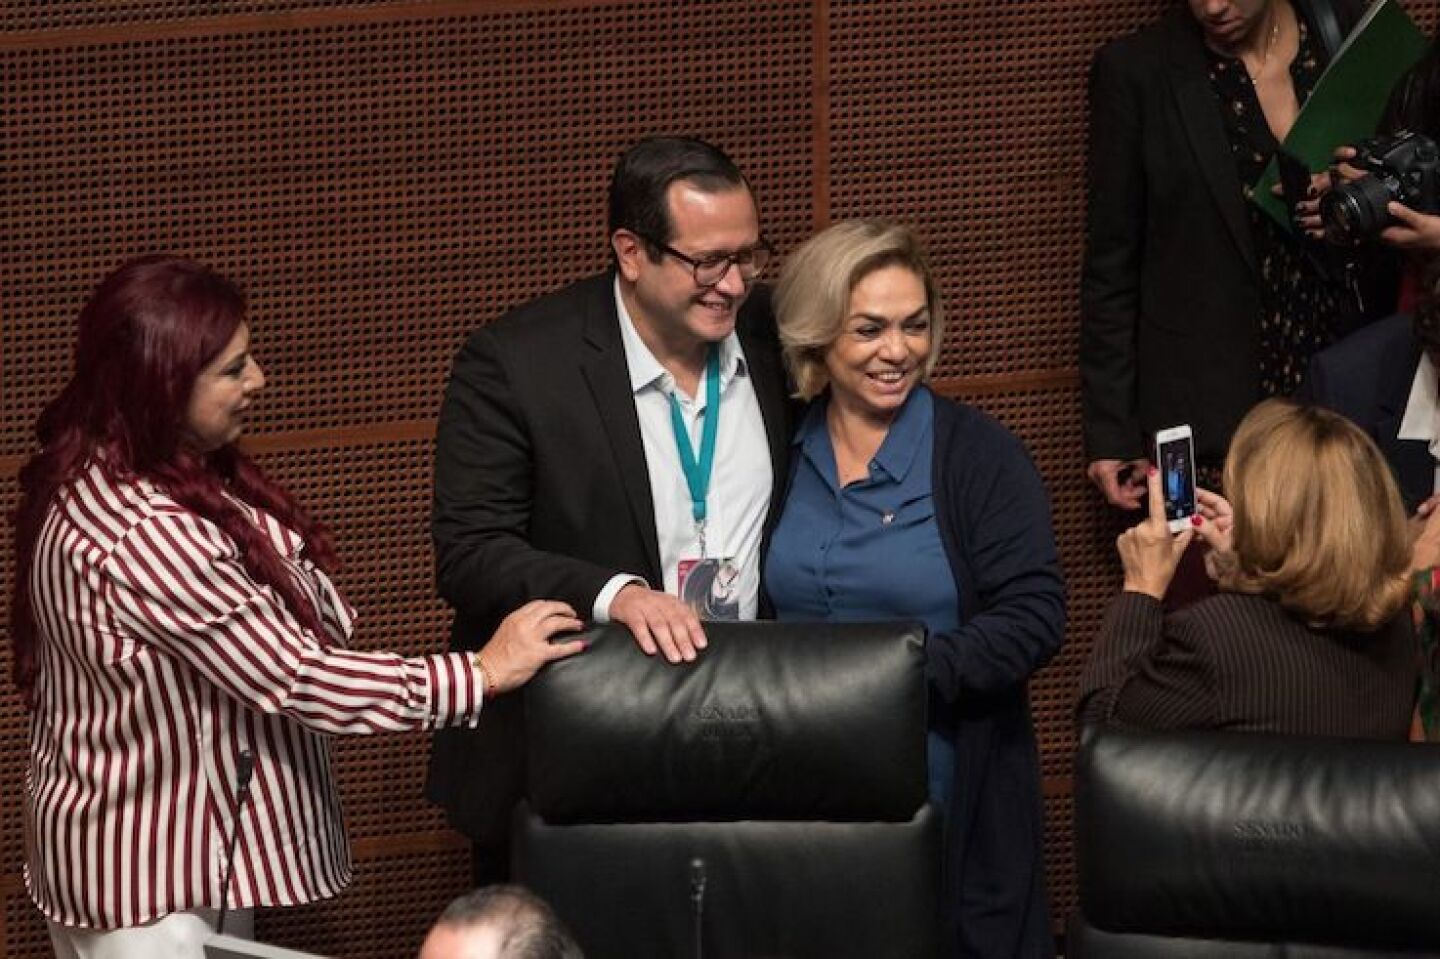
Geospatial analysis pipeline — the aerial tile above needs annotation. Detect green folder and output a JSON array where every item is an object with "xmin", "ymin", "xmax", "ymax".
[{"xmin": 1253, "ymin": 0, "xmax": 1428, "ymax": 232}]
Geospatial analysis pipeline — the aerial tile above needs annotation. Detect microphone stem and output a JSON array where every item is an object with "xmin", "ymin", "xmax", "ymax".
[
  {"xmin": 217, "ymin": 821, "xmax": 242, "ymax": 934},
  {"xmin": 690, "ymin": 857, "xmax": 706, "ymax": 959},
  {"xmin": 217, "ymin": 750, "xmax": 255, "ymax": 935}
]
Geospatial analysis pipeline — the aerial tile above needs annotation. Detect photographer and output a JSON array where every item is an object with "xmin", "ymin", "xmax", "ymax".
[
  {"xmin": 1318, "ymin": 135, "xmax": 1440, "ymax": 254},
  {"xmin": 1296, "ymin": 35, "xmax": 1440, "ymax": 521},
  {"xmin": 1082, "ymin": 0, "xmax": 1371, "ymax": 511},
  {"xmin": 1296, "ymin": 34, "xmax": 1440, "ymax": 274}
]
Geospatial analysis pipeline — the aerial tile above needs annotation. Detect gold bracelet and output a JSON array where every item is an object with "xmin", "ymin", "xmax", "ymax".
[{"xmin": 473, "ymin": 650, "xmax": 499, "ymax": 699}]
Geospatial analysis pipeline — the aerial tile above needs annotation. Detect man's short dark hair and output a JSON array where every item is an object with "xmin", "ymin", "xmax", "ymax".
[
  {"xmin": 607, "ymin": 136, "xmax": 750, "ymax": 251},
  {"xmin": 434, "ymin": 884, "xmax": 582, "ymax": 959}
]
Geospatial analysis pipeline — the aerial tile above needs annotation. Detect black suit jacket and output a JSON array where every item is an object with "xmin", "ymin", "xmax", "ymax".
[
  {"xmin": 1081, "ymin": 0, "xmax": 1363, "ymax": 464},
  {"xmin": 425, "ymin": 271, "xmax": 792, "ymax": 845},
  {"xmin": 1302, "ymin": 312, "xmax": 1433, "ymax": 511}
]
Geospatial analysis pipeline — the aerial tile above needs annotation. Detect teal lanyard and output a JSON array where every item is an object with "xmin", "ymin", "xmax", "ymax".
[{"xmin": 667, "ymin": 346, "xmax": 721, "ymax": 552}]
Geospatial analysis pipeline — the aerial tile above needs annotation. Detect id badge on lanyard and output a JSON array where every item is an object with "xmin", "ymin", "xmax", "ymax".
[{"xmin": 670, "ymin": 345, "xmax": 739, "ymax": 621}]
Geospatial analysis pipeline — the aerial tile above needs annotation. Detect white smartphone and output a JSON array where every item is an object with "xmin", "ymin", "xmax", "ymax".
[{"xmin": 1154, "ymin": 425, "xmax": 1197, "ymax": 533}]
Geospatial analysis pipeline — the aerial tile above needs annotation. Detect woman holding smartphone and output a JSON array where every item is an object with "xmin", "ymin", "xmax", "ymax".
[{"xmin": 1078, "ymin": 398, "xmax": 1417, "ymax": 736}]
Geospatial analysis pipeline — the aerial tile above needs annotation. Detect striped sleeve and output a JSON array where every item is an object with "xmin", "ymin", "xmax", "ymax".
[
  {"xmin": 103, "ymin": 508, "xmax": 483, "ymax": 734},
  {"xmin": 1077, "ymin": 591, "xmax": 1219, "ymax": 729},
  {"xmin": 291, "ymin": 552, "xmax": 356, "ymax": 646}
]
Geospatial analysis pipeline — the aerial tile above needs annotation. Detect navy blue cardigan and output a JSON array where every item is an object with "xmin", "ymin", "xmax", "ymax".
[
  {"xmin": 774, "ymin": 391, "xmax": 1064, "ymax": 957},
  {"xmin": 929, "ymin": 394, "xmax": 1065, "ymax": 958}
]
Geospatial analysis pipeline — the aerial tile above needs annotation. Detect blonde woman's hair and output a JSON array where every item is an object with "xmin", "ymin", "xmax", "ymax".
[
  {"xmin": 773, "ymin": 219, "xmax": 946, "ymax": 400},
  {"xmin": 1220, "ymin": 398, "xmax": 1410, "ymax": 630}
]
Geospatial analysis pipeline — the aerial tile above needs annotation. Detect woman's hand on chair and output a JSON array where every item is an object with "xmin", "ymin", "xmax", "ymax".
[{"xmin": 476, "ymin": 600, "xmax": 586, "ymax": 695}]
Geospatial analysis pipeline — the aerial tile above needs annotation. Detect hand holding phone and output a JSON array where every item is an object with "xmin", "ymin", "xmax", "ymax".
[
  {"xmin": 1154, "ymin": 425, "xmax": 1197, "ymax": 532},
  {"xmin": 1114, "ymin": 461, "xmax": 1197, "ymax": 599}
]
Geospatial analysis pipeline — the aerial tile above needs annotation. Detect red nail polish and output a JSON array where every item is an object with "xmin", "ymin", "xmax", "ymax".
[
  {"xmin": 1190, "ymin": 514, "xmax": 1203, "ymax": 527},
  {"xmin": 1147, "ymin": 466, "xmax": 1158, "ymax": 477}
]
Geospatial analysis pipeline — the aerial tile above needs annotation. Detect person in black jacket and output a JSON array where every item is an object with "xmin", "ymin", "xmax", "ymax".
[
  {"xmin": 425, "ymin": 137, "xmax": 793, "ymax": 885},
  {"xmin": 1082, "ymin": 0, "xmax": 1368, "ymax": 508}
]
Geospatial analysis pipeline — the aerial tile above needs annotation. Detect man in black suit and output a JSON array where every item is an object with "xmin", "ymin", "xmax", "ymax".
[
  {"xmin": 1303, "ymin": 308, "xmax": 1440, "ymax": 513},
  {"xmin": 425, "ymin": 136, "xmax": 792, "ymax": 882}
]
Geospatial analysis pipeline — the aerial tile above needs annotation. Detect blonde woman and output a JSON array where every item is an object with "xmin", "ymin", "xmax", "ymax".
[
  {"xmin": 1079, "ymin": 398, "xmax": 1418, "ymax": 736},
  {"xmin": 766, "ymin": 220, "xmax": 1065, "ymax": 959}
]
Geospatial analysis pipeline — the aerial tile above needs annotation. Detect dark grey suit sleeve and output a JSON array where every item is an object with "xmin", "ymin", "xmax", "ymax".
[
  {"xmin": 1081, "ymin": 42, "xmax": 1149, "ymax": 462},
  {"xmin": 432, "ymin": 326, "xmax": 617, "ymax": 638}
]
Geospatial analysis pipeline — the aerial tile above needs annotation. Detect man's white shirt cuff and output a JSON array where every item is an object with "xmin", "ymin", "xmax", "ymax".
[{"xmin": 593, "ymin": 573, "xmax": 649, "ymax": 622}]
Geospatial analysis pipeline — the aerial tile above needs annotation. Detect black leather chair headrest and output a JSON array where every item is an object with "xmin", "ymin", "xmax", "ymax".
[
  {"xmin": 1076, "ymin": 726, "xmax": 1440, "ymax": 950},
  {"xmin": 524, "ymin": 621, "xmax": 928, "ymax": 822}
]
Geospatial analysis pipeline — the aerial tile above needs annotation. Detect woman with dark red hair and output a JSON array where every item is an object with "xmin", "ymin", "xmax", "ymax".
[{"xmin": 11, "ymin": 254, "xmax": 586, "ymax": 958}]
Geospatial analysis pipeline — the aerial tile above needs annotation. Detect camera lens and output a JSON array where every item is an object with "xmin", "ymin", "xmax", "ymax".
[
  {"xmin": 1320, "ymin": 175, "xmax": 1395, "ymax": 242},
  {"xmin": 1321, "ymin": 191, "xmax": 1363, "ymax": 241}
]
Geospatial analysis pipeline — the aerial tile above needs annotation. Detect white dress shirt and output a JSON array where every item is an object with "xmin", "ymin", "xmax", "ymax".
[
  {"xmin": 592, "ymin": 279, "xmax": 773, "ymax": 620},
  {"xmin": 1397, "ymin": 350, "xmax": 1440, "ymax": 495}
]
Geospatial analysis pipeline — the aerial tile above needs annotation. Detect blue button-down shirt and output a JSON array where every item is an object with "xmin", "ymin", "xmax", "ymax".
[{"xmin": 766, "ymin": 386, "xmax": 959, "ymax": 809}]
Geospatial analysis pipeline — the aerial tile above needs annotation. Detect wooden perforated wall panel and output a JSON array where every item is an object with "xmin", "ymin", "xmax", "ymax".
[{"xmin": 6, "ymin": 2, "xmax": 1439, "ymax": 956}]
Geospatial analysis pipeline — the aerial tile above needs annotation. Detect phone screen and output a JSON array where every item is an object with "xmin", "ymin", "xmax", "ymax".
[{"xmin": 1158, "ymin": 434, "xmax": 1196, "ymax": 524}]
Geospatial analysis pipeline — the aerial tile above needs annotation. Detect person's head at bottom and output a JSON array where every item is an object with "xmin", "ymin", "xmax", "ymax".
[{"xmin": 419, "ymin": 885, "xmax": 582, "ymax": 959}]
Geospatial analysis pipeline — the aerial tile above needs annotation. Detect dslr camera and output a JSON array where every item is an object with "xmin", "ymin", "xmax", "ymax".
[{"xmin": 1320, "ymin": 131, "xmax": 1440, "ymax": 242}]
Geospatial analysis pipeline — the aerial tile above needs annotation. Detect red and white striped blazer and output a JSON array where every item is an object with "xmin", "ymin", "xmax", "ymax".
[{"xmin": 25, "ymin": 460, "xmax": 483, "ymax": 929}]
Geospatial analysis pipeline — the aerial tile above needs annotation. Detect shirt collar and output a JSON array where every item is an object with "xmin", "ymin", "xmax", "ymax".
[
  {"xmin": 871, "ymin": 386, "xmax": 931, "ymax": 482},
  {"xmin": 614, "ymin": 278, "xmax": 746, "ymax": 397},
  {"xmin": 795, "ymin": 386, "xmax": 932, "ymax": 484},
  {"xmin": 1399, "ymin": 352, "xmax": 1440, "ymax": 457}
]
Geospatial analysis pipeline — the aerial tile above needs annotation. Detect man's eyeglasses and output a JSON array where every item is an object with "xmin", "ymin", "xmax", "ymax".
[{"xmin": 637, "ymin": 233, "xmax": 774, "ymax": 288}]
